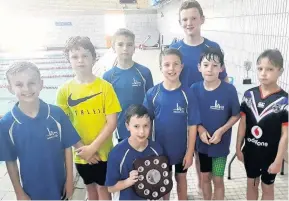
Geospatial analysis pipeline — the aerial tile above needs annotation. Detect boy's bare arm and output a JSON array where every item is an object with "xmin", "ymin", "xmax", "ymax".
[
  {"xmin": 108, "ymin": 170, "xmax": 138, "ymax": 193},
  {"xmin": 183, "ymin": 125, "xmax": 197, "ymax": 170},
  {"xmin": 236, "ymin": 115, "xmax": 246, "ymax": 151},
  {"xmin": 90, "ymin": 113, "xmax": 117, "ymax": 151},
  {"xmin": 73, "ymin": 141, "xmax": 84, "ymax": 149},
  {"xmin": 209, "ymin": 114, "xmax": 240, "ymax": 144},
  {"xmin": 108, "ymin": 180, "xmax": 132, "ymax": 193},
  {"xmin": 6, "ymin": 161, "xmax": 30, "ymax": 199},
  {"xmin": 64, "ymin": 148, "xmax": 74, "ymax": 199},
  {"xmin": 272, "ymin": 125, "xmax": 288, "ymax": 165},
  {"xmin": 219, "ymin": 114, "xmax": 240, "ymax": 135},
  {"xmin": 197, "ymin": 124, "xmax": 207, "ymax": 134},
  {"xmin": 76, "ymin": 113, "xmax": 117, "ymax": 160}
]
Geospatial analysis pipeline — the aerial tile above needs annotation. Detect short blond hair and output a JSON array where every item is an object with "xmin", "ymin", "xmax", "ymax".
[{"xmin": 6, "ymin": 61, "xmax": 41, "ymax": 82}]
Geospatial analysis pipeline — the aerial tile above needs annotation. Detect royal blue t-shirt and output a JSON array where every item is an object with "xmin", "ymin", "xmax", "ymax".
[
  {"xmin": 191, "ymin": 81, "xmax": 240, "ymax": 157},
  {"xmin": 105, "ymin": 139, "xmax": 163, "ymax": 200},
  {"xmin": 170, "ymin": 38, "xmax": 227, "ymax": 87},
  {"xmin": 0, "ymin": 128, "xmax": 16, "ymax": 161},
  {"xmin": 143, "ymin": 83, "xmax": 201, "ymax": 165},
  {"xmin": 0, "ymin": 100, "xmax": 80, "ymax": 200},
  {"xmin": 103, "ymin": 63, "xmax": 154, "ymax": 140}
]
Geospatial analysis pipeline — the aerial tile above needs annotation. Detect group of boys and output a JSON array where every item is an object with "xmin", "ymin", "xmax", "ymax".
[{"xmin": 0, "ymin": 1, "xmax": 288, "ymax": 201}]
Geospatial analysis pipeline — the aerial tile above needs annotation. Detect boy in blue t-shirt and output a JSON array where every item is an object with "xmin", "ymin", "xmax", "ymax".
[
  {"xmin": 105, "ymin": 104, "xmax": 163, "ymax": 200},
  {"xmin": 170, "ymin": 0, "xmax": 228, "ymax": 88},
  {"xmin": 103, "ymin": 28, "xmax": 154, "ymax": 142},
  {"xmin": 191, "ymin": 47, "xmax": 240, "ymax": 200},
  {"xmin": 143, "ymin": 48, "xmax": 200, "ymax": 200},
  {"xmin": 170, "ymin": 2, "xmax": 229, "ymax": 190},
  {"xmin": 0, "ymin": 62, "xmax": 81, "ymax": 200}
]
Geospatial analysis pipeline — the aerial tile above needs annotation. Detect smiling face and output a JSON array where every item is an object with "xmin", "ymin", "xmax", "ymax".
[
  {"xmin": 160, "ymin": 54, "xmax": 183, "ymax": 83},
  {"xmin": 126, "ymin": 114, "xmax": 151, "ymax": 144},
  {"xmin": 179, "ymin": 7, "xmax": 204, "ymax": 37},
  {"xmin": 8, "ymin": 68, "xmax": 43, "ymax": 103}
]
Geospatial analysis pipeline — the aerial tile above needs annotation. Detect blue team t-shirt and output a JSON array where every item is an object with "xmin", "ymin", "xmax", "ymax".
[
  {"xmin": 105, "ymin": 139, "xmax": 163, "ymax": 200},
  {"xmin": 170, "ymin": 38, "xmax": 228, "ymax": 87},
  {"xmin": 191, "ymin": 81, "xmax": 240, "ymax": 157},
  {"xmin": 0, "ymin": 100, "xmax": 80, "ymax": 200},
  {"xmin": 143, "ymin": 83, "xmax": 201, "ymax": 165},
  {"xmin": 103, "ymin": 62, "xmax": 154, "ymax": 140}
]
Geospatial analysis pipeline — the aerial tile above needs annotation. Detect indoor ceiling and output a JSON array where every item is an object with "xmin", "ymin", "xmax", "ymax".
[{"xmin": 0, "ymin": 0, "xmax": 152, "ymax": 15}]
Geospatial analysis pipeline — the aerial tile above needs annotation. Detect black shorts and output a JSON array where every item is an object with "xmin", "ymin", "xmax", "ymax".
[
  {"xmin": 243, "ymin": 154, "xmax": 276, "ymax": 185},
  {"xmin": 75, "ymin": 162, "xmax": 107, "ymax": 186},
  {"xmin": 169, "ymin": 163, "xmax": 187, "ymax": 174}
]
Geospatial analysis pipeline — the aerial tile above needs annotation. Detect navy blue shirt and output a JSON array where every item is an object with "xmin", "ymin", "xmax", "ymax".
[
  {"xmin": 0, "ymin": 100, "xmax": 80, "ymax": 200},
  {"xmin": 103, "ymin": 63, "xmax": 154, "ymax": 140},
  {"xmin": 191, "ymin": 81, "xmax": 240, "ymax": 157},
  {"xmin": 170, "ymin": 38, "xmax": 227, "ymax": 87},
  {"xmin": 105, "ymin": 139, "xmax": 163, "ymax": 200},
  {"xmin": 143, "ymin": 83, "xmax": 201, "ymax": 165}
]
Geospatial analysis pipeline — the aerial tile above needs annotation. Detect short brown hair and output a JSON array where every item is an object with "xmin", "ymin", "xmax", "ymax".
[
  {"xmin": 112, "ymin": 28, "xmax": 135, "ymax": 45},
  {"xmin": 64, "ymin": 36, "xmax": 96, "ymax": 61},
  {"xmin": 159, "ymin": 48, "xmax": 183, "ymax": 68},
  {"xmin": 179, "ymin": 0, "xmax": 204, "ymax": 21},
  {"xmin": 6, "ymin": 61, "xmax": 41, "ymax": 82},
  {"xmin": 257, "ymin": 49, "xmax": 283, "ymax": 69}
]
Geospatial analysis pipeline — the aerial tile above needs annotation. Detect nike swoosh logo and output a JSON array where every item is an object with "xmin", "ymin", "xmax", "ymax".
[{"xmin": 68, "ymin": 92, "xmax": 102, "ymax": 107}]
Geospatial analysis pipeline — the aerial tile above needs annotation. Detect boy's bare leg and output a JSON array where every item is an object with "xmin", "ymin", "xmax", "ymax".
[
  {"xmin": 261, "ymin": 182, "xmax": 274, "ymax": 200},
  {"xmin": 86, "ymin": 183, "xmax": 98, "ymax": 200},
  {"xmin": 212, "ymin": 176, "xmax": 225, "ymax": 200},
  {"xmin": 97, "ymin": 185, "xmax": 111, "ymax": 200},
  {"xmin": 195, "ymin": 152, "xmax": 202, "ymax": 193},
  {"xmin": 202, "ymin": 172, "xmax": 212, "ymax": 200},
  {"xmin": 247, "ymin": 178, "xmax": 260, "ymax": 200},
  {"xmin": 175, "ymin": 173, "xmax": 188, "ymax": 200}
]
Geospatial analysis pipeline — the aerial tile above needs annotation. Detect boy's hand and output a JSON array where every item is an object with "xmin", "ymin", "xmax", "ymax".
[
  {"xmin": 125, "ymin": 170, "xmax": 138, "ymax": 187},
  {"xmin": 183, "ymin": 152, "xmax": 193, "ymax": 170},
  {"xmin": 200, "ymin": 131, "xmax": 211, "ymax": 145},
  {"xmin": 236, "ymin": 150, "xmax": 244, "ymax": 163},
  {"xmin": 75, "ymin": 145, "xmax": 95, "ymax": 161},
  {"xmin": 16, "ymin": 192, "xmax": 31, "ymax": 200},
  {"xmin": 209, "ymin": 128, "xmax": 224, "ymax": 144},
  {"xmin": 88, "ymin": 154, "xmax": 101, "ymax": 165},
  {"xmin": 268, "ymin": 161, "xmax": 283, "ymax": 174},
  {"xmin": 63, "ymin": 179, "xmax": 74, "ymax": 200}
]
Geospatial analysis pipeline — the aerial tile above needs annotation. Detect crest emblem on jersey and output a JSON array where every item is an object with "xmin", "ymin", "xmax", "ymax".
[
  {"xmin": 173, "ymin": 103, "xmax": 185, "ymax": 113},
  {"xmin": 272, "ymin": 104, "xmax": 282, "ymax": 113},
  {"xmin": 257, "ymin": 102, "xmax": 265, "ymax": 108},
  {"xmin": 251, "ymin": 126, "xmax": 263, "ymax": 139},
  {"xmin": 132, "ymin": 78, "xmax": 142, "ymax": 87}
]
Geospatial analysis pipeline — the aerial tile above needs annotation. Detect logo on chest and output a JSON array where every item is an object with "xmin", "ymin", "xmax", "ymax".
[
  {"xmin": 173, "ymin": 103, "xmax": 185, "ymax": 114},
  {"xmin": 257, "ymin": 102, "xmax": 265, "ymax": 108},
  {"xmin": 46, "ymin": 128, "xmax": 59, "ymax": 140},
  {"xmin": 132, "ymin": 78, "xmax": 142, "ymax": 87},
  {"xmin": 210, "ymin": 100, "xmax": 224, "ymax": 111},
  {"xmin": 247, "ymin": 125, "xmax": 268, "ymax": 147}
]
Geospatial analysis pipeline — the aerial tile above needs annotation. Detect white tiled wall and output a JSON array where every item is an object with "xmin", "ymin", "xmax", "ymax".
[{"xmin": 157, "ymin": 0, "xmax": 289, "ymax": 92}]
